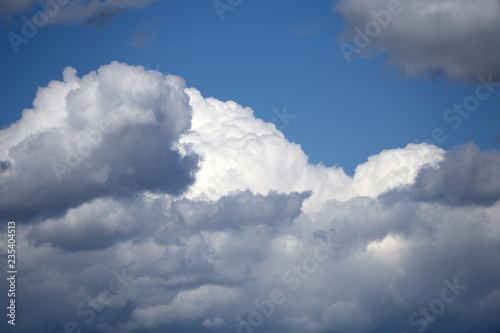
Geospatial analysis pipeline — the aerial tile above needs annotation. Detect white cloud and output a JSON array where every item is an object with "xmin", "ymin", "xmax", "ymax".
[
  {"xmin": 130, "ymin": 285, "xmax": 244, "ymax": 328},
  {"xmin": 202, "ymin": 317, "xmax": 225, "ymax": 328}
]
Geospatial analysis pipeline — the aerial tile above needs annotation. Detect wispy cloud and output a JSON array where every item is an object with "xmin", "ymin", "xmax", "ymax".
[
  {"xmin": 129, "ymin": 16, "xmax": 165, "ymax": 48},
  {"xmin": 1, "ymin": 63, "xmax": 500, "ymax": 333}
]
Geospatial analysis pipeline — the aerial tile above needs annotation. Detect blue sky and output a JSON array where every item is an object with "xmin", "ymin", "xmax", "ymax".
[{"xmin": 2, "ymin": 0, "xmax": 499, "ymax": 175}]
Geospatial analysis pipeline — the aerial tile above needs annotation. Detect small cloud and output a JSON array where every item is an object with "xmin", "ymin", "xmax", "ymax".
[
  {"xmin": 294, "ymin": 15, "xmax": 331, "ymax": 39},
  {"xmin": 1, "ymin": 0, "xmax": 157, "ymax": 26},
  {"xmin": 84, "ymin": 6, "xmax": 118, "ymax": 27},
  {"xmin": 130, "ymin": 17, "xmax": 165, "ymax": 49},
  {"xmin": 202, "ymin": 317, "xmax": 225, "ymax": 328}
]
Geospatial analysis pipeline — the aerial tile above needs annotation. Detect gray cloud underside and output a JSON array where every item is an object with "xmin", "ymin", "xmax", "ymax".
[{"xmin": 0, "ymin": 0, "xmax": 157, "ymax": 26}]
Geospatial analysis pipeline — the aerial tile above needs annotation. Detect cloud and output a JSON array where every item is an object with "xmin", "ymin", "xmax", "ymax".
[
  {"xmin": 0, "ymin": 0, "xmax": 35, "ymax": 16},
  {"xmin": 0, "ymin": 62, "xmax": 198, "ymax": 222},
  {"xmin": 27, "ymin": 190, "xmax": 310, "ymax": 252},
  {"xmin": 293, "ymin": 16, "xmax": 329, "ymax": 39},
  {"xmin": 335, "ymin": 0, "xmax": 500, "ymax": 81},
  {"xmin": 4, "ymin": 187, "xmax": 500, "ymax": 333},
  {"xmin": 411, "ymin": 142, "xmax": 500, "ymax": 206},
  {"xmin": 129, "ymin": 285, "xmax": 244, "ymax": 328},
  {"xmin": 1, "ymin": 62, "xmax": 500, "ymax": 333},
  {"xmin": 176, "ymin": 87, "xmax": 445, "ymax": 208},
  {"xmin": 130, "ymin": 17, "xmax": 165, "ymax": 48},
  {"xmin": 0, "ymin": 0, "xmax": 158, "ymax": 26},
  {"xmin": 83, "ymin": 6, "xmax": 119, "ymax": 27}
]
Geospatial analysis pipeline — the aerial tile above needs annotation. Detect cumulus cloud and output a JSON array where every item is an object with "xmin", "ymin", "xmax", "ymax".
[
  {"xmin": 0, "ymin": 0, "xmax": 157, "ymax": 26},
  {"xmin": 4, "ymin": 189, "xmax": 500, "ymax": 333},
  {"xmin": 27, "ymin": 190, "xmax": 310, "ymax": 252},
  {"xmin": 1, "ymin": 62, "xmax": 500, "ymax": 333},
  {"xmin": 0, "ymin": 62, "xmax": 198, "ymax": 221},
  {"xmin": 335, "ymin": 0, "xmax": 500, "ymax": 81},
  {"xmin": 176, "ymin": 87, "xmax": 445, "ymax": 208}
]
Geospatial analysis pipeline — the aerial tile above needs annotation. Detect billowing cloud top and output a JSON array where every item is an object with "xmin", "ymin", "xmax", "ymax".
[
  {"xmin": 1, "ymin": 63, "xmax": 500, "ymax": 333},
  {"xmin": 335, "ymin": 0, "xmax": 500, "ymax": 81},
  {"xmin": 177, "ymin": 87, "xmax": 444, "ymax": 206}
]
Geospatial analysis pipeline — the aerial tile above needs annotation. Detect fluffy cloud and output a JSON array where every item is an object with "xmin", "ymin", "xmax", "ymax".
[
  {"xmin": 335, "ymin": 0, "xmax": 500, "ymax": 81},
  {"xmin": 0, "ymin": 62, "xmax": 197, "ymax": 221},
  {"xmin": 176, "ymin": 87, "xmax": 445, "ymax": 208},
  {"xmin": 1, "ymin": 62, "xmax": 500, "ymax": 333}
]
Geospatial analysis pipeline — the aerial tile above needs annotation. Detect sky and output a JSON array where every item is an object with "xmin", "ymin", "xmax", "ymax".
[{"xmin": 0, "ymin": 1, "xmax": 500, "ymax": 333}]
